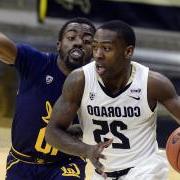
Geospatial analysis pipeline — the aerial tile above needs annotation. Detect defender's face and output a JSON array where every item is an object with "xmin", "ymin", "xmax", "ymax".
[
  {"xmin": 58, "ymin": 22, "xmax": 94, "ymax": 70},
  {"xmin": 93, "ymin": 29, "xmax": 131, "ymax": 78}
]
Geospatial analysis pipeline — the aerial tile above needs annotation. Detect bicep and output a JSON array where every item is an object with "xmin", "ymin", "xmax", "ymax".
[
  {"xmin": 151, "ymin": 72, "xmax": 180, "ymax": 119},
  {"xmin": 51, "ymin": 95, "xmax": 79, "ymax": 129},
  {"xmin": 0, "ymin": 33, "xmax": 17, "ymax": 64},
  {"xmin": 163, "ymin": 96, "xmax": 180, "ymax": 120},
  {"xmin": 50, "ymin": 69, "xmax": 85, "ymax": 129}
]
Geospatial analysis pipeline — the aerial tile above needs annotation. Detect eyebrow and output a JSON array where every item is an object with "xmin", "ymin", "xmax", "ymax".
[
  {"xmin": 93, "ymin": 40, "xmax": 113, "ymax": 44},
  {"xmin": 64, "ymin": 29, "xmax": 76, "ymax": 34},
  {"xmin": 65, "ymin": 29, "xmax": 93, "ymax": 36}
]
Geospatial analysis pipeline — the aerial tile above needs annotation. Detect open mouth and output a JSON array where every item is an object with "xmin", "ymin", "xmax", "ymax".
[
  {"xmin": 96, "ymin": 63, "xmax": 106, "ymax": 75},
  {"xmin": 69, "ymin": 48, "xmax": 84, "ymax": 60}
]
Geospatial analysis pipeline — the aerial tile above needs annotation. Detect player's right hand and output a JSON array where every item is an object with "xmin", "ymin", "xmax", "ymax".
[{"xmin": 86, "ymin": 139, "xmax": 113, "ymax": 178}]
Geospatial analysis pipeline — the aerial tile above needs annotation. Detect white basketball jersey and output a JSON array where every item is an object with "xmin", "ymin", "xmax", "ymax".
[{"xmin": 78, "ymin": 61, "xmax": 158, "ymax": 172}]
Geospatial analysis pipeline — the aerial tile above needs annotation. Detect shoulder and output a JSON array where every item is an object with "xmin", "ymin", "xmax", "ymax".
[
  {"xmin": 15, "ymin": 44, "xmax": 52, "ymax": 77},
  {"xmin": 148, "ymin": 70, "xmax": 176, "ymax": 103},
  {"xmin": 148, "ymin": 70, "xmax": 173, "ymax": 88},
  {"xmin": 15, "ymin": 44, "xmax": 50, "ymax": 65},
  {"xmin": 62, "ymin": 68, "xmax": 85, "ymax": 105},
  {"xmin": 16, "ymin": 44, "xmax": 48, "ymax": 58},
  {"xmin": 64, "ymin": 68, "xmax": 85, "ymax": 89},
  {"xmin": 17, "ymin": 44, "xmax": 37, "ymax": 52}
]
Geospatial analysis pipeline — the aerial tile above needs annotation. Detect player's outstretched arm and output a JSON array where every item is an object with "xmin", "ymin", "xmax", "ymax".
[
  {"xmin": 148, "ymin": 71, "xmax": 180, "ymax": 124},
  {"xmin": 0, "ymin": 33, "xmax": 17, "ymax": 64}
]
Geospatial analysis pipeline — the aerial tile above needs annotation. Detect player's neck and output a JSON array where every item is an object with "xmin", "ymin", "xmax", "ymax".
[
  {"xmin": 101, "ymin": 64, "xmax": 132, "ymax": 94},
  {"xmin": 105, "ymin": 64, "xmax": 131, "ymax": 86},
  {"xmin": 57, "ymin": 56, "xmax": 71, "ymax": 76}
]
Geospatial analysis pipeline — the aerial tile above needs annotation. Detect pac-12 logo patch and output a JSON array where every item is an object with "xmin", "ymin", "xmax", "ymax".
[
  {"xmin": 46, "ymin": 75, "xmax": 53, "ymax": 84},
  {"xmin": 89, "ymin": 92, "xmax": 96, "ymax": 100}
]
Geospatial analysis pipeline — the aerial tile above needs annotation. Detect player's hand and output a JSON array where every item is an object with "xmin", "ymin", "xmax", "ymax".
[{"xmin": 86, "ymin": 139, "xmax": 113, "ymax": 178}]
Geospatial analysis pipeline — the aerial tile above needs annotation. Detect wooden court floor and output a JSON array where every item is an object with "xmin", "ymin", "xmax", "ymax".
[{"xmin": 0, "ymin": 127, "xmax": 180, "ymax": 180}]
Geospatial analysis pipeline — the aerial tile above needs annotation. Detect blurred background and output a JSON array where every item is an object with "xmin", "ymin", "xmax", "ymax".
[{"xmin": 0, "ymin": 0, "xmax": 180, "ymax": 178}]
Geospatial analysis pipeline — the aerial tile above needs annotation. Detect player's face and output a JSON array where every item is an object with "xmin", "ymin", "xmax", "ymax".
[
  {"xmin": 58, "ymin": 22, "xmax": 94, "ymax": 70},
  {"xmin": 93, "ymin": 29, "xmax": 133, "ymax": 79}
]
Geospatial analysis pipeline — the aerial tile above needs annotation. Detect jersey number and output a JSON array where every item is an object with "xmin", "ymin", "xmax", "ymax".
[
  {"xmin": 93, "ymin": 120, "xmax": 130, "ymax": 149},
  {"xmin": 35, "ymin": 127, "xmax": 58, "ymax": 155}
]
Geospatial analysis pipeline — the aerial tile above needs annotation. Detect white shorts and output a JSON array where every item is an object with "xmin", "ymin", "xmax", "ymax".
[{"xmin": 91, "ymin": 151, "xmax": 168, "ymax": 180}]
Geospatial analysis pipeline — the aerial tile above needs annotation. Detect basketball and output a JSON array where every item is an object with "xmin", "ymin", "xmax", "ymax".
[{"xmin": 166, "ymin": 127, "xmax": 180, "ymax": 172}]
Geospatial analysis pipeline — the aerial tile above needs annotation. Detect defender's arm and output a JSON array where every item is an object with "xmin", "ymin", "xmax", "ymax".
[{"xmin": 0, "ymin": 33, "xmax": 17, "ymax": 64}]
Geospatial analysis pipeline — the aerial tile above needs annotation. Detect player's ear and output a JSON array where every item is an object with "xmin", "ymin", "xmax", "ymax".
[
  {"xmin": 57, "ymin": 41, "xmax": 61, "ymax": 52},
  {"xmin": 125, "ymin": 45, "xmax": 134, "ymax": 59}
]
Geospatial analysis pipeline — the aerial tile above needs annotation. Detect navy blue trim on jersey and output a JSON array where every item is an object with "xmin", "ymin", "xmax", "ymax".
[{"xmin": 98, "ymin": 81, "xmax": 132, "ymax": 98}]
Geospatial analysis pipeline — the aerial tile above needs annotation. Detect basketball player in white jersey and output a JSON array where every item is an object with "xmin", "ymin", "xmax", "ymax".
[{"xmin": 46, "ymin": 20, "xmax": 180, "ymax": 180}]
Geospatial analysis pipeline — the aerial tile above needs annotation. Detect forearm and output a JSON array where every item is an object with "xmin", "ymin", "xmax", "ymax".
[
  {"xmin": 0, "ymin": 33, "xmax": 16, "ymax": 64},
  {"xmin": 66, "ymin": 124, "xmax": 83, "ymax": 138},
  {"xmin": 45, "ymin": 124, "xmax": 89, "ymax": 157},
  {"xmin": 163, "ymin": 96, "xmax": 180, "ymax": 124}
]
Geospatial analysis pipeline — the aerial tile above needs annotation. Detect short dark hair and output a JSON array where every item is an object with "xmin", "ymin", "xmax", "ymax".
[
  {"xmin": 58, "ymin": 17, "xmax": 96, "ymax": 40},
  {"xmin": 97, "ymin": 20, "xmax": 136, "ymax": 47}
]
